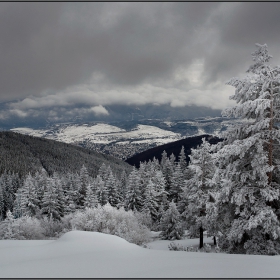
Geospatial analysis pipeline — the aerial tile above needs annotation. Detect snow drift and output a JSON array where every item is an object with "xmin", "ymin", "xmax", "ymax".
[{"xmin": 1, "ymin": 230, "xmax": 280, "ymax": 278}]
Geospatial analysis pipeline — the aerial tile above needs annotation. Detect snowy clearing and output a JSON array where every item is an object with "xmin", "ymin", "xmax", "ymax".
[{"xmin": 0, "ymin": 230, "xmax": 280, "ymax": 278}]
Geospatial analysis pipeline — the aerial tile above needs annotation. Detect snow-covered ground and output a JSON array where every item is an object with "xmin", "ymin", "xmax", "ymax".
[{"xmin": 0, "ymin": 230, "xmax": 279, "ymax": 278}]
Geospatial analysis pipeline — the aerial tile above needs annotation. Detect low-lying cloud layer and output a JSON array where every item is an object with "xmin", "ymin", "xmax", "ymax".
[{"xmin": 0, "ymin": 2, "xmax": 280, "ymax": 126}]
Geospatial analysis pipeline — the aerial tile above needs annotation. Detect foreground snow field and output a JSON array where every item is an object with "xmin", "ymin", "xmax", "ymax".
[{"xmin": 0, "ymin": 231, "xmax": 280, "ymax": 278}]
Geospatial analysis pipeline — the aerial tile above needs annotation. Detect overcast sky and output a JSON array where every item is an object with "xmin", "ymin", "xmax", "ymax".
[{"xmin": 1, "ymin": 2, "xmax": 280, "ymax": 125}]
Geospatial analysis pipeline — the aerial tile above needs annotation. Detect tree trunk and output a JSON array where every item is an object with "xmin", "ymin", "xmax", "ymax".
[
  {"xmin": 268, "ymin": 83, "xmax": 274, "ymax": 185},
  {"xmin": 213, "ymin": 236, "xmax": 217, "ymax": 246},
  {"xmin": 199, "ymin": 226, "xmax": 203, "ymax": 248}
]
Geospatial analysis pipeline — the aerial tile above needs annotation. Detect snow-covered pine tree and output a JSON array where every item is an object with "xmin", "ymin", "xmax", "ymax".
[
  {"xmin": 53, "ymin": 172, "xmax": 66, "ymax": 217},
  {"xmin": 160, "ymin": 150, "xmax": 168, "ymax": 170},
  {"xmin": 98, "ymin": 163, "xmax": 108, "ymax": 181},
  {"xmin": 0, "ymin": 185, "xmax": 5, "ymax": 220},
  {"xmin": 41, "ymin": 177, "xmax": 61, "ymax": 220},
  {"xmin": 71, "ymin": 173, "xmax": 82, "ymax": 207},
  {"xmin": 169, "ymin": 164, "xmax": 184, "ymax": 203},
  {"xmin": 84, "ymin": 183, "xmax": 98, "ymax": 208},
  {"xmin": 64, "ymin": 174, "xmax": 78, "ymax": 214},
  {"xmin": 152, "ymin": 170, "xmax": 168, "ymax": 206},
  {"xmin": 159, "ymin": 201, "xmax": 184, "ymax": 240},
  {"xmin": 95, "ymin": 175, "xmax": 108, "ymax": 206},
  {"xmin": 178, "ymin": 146, "xmax": 188, "ymax": 171},
  {"xmin": 183, "ymin": 138, "xmax": 215, "ymax": 248},
  {"xmin": 213, "ymin": 44, "xmax": 280, "ymax": 255},
  {"xmin": 78, "ymin": 165, "xmax": 89, "ymax": 208},
  {"xmin": 34, "ymin": 168, "xmax": 48, "ymax": 204},
  {"xmin": 13, "ymin": 187, "xmax": 23, "ymax": 219},
  {"xmin": 125, "ymin": 166, "xmax": 142, "ymax": 211},
  {"xmin": 142, "ymin": 179, "xmax": 158, "ymax": 222},
  {"xmin": 161, "ymin": 157, "xmax": 174, "ymax": 195},
  {"xmin": 106, "ymin": 170, "xmax": 121, "ymax": 208},
  {"xmin": 118, "ymin": 170, "xmax": 128, "ymax": 205},
  {"xmin": 3, "ymin": 210, "xmax": 17, "ymax": 240},
  {"xmin": 20, "ymin": 173, "xmax": 40, "ymax": 217},
  {"xmin": 0, "ymin": 172, "xmax": 16, "ymax": 217}
]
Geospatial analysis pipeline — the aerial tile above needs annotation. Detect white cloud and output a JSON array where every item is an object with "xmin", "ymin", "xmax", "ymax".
[
  {"xmin": 7, "ymin": 60, "xmax": 236, "ymax": 118},
  {"xmin": 90, "ymin": 105, "xmax": 109, "ymax": 116}
]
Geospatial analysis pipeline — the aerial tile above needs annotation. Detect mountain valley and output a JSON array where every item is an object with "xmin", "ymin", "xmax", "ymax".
[{"xmin": 10, "ymin": 117, "xmax": 240, "ymax": 160}]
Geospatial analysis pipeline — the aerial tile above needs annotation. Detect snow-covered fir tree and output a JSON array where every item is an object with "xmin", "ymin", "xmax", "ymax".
[
  {"xmin": 19, "ymin": 173, "xmax": 40, "ymax": 217},
  {"xmin": 178, "ymin": 146, "xmax": 187, "ymax": 171},
  {"xmin": 3, "ymin": 210, "xmax": 17, "ymax": 240},
  {"xmin": 125, "ymin": 167, "xmax": 142, "ymax": 211},
  {"xmin": 212, "ymin": 44, "xmax": 280, "ymax": 255},
  {"xmin": 95, "ymin": 175, "xmax": 108, "ymax": 206},
  {"xmin": 142, "ymin": 179, "xmax": 158, "ymax": 222},
  {"xmin": 78, "ymin": 165, "xmax": 89, "ymax": 208},
  {"xmin": 41, "ymin": 177, "xmax": 61, "ymax": 220},
  {"xmin": 183, "ymin": 138, "xmax": 215, "ymax": 248},
  {"xmin": 84, "ymin": 183, "xmax": 98, "ymax": 208},
  {"xmin": 169, "ymin": 164, "xmax": 184, "ymax": 203},
  {"xmin": 106, "ymin": 170, "xmax": 120, "ymax": 208},
  {"xmin": 159, "ymin": 201, "xmax": 184, "ymax": 240}
]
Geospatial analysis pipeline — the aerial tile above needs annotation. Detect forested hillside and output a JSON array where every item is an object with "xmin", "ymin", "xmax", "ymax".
[
  {"xmin": 125, "ymin": 134, "xmax": 222, "ymax": 168},
  {"xmin": 0, "ymin": 131, "xmax": 132, "ymax": 178}
]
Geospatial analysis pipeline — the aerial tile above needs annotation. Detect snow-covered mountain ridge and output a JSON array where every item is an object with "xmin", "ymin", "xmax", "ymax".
[{"xmin": 10, "ymin": 117, "xmax": 240, "ymax": 160}]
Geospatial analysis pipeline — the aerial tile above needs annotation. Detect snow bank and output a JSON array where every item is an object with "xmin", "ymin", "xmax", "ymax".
[{"xmin": 0, "ymin": 230, "xmax": 280, "ymax": 278}]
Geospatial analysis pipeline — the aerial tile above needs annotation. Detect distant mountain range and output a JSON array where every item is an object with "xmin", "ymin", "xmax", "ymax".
[
  {"xmin": 10, "ymin": 117, "xmax": 240, "ymax": 160},
  {"xmin": 0, "ymin": 131, "xmax": 132, "ymax": 178}
]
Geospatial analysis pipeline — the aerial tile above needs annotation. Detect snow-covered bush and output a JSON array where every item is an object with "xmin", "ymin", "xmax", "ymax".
[
  {"xmin": 168, "ymin": 242, "xmax": 202, "ymax": 252},
  {"xmin": 40, "ymin": 216, "xmax": 68, "ymax": 238},
  {"xmin": 68, "ymin": 203, "xmax": 150, "ymax": 245},
  {"xmin": 15, "ymin": 216, "xmax": 44, "ymax": 240},
  {"xmin": 0, "ymin": 211, "xmax": 44, "ymax": 240},
  {"xmin": 204, "ymin": 243, "xmax": 211, "ymax": 253},
  {"xmin": 243, "ymin": 230, "xmax": 280, "ymax": 256},
  {"xmin": 134, "ymin": 210, "xmax": 153, "ymax": 230},
  {"xmin": 214, "ymin": 246, "xmax": 221, "ymax": 253},
  {"xmin": 168, "ymin": 242, "xmax": 187, "ymax": 251}
]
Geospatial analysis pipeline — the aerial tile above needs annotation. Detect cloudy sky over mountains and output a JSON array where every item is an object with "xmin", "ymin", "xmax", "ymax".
[{"xmin": 1, "ymin": 2, "xmax": 280, "ymax": 126}]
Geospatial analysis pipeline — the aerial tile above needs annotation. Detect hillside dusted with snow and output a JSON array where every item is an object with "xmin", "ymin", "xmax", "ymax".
[
  {"xmin": 0, "ymin": 131, "xmax": 132, "ymax": 178},
  {"xmin": 10, "ymin": 117, "xmax": 239, "ymax": 160}
]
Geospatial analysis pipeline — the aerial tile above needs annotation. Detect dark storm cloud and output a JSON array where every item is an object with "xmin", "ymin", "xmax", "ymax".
[
  {"xmin": 201, "ymin": 2, "xmax": 280, "ymax": 85},
  {"xmin": 0, "ymin": 2, "xmax": 220, "ymax": 102},
  {"xmin": 1, "ymin": 2, "xmax": 280, "ymax": 124}
]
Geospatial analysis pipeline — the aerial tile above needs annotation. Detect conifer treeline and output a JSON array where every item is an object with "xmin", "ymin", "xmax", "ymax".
[{"xmin": 0, "ymin": 147, "xmax": 189, "ymax": 227}]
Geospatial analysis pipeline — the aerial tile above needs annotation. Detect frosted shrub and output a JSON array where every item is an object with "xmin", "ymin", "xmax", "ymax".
[
  {"xmin": 0, "ymin": 212, "xmax": 44, "ymax": 240},
  {"xmin": 204, "ymin": 243, "xmax": 212, "ymax": 253},
  {"xmin": 187, "ymin": 246, "xmax": 198, "ymax": 252},
  {"xmin": 15, "ymin": 216, "xmax": 44, "ymax": 240},
  {"xmin": 214, "ymin": 246, "xmax": 221, "ymax": 253},
  {"xmin": 68, "ymin": 203, "xmax": 150, "ymax": 245},
  {"xmin": 168, "ymin": 242, "xmax": 187, "ymax": 251},
  {"xmin": 40, "ymin": 216, "xmax": 67, "ymax": 238},
  {"xmin": 168, "ymin": 242, "xmax": 201, "ymax": 252},
  {"xmin": 134, "ymin": 210, "xmax": 153, "ymax": 230},
  {"xmin": 243, "ymin": 231, "xmax": 280, "ymax": 256}
]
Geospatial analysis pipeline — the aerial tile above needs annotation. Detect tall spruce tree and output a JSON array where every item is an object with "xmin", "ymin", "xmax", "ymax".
[
  {"xmin": 169, "ymin": 164, "xmax": 184, "ymax": 203},
  {"xmin": 125, "ymin": 166, "xmax": 142, "ymax": 211},
  {"xmin": 183, "ymin": 138, "xmax": 215, "ymax": 248},
  {"xmin": 159, "ymin": 201, "xmax": 184, "ymax": 240},
  {"xmin": 212, "ymin": 44, "xmax": 280, "ymax": 255}
]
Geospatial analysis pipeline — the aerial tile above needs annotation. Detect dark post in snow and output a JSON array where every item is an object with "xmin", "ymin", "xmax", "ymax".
[
  {"xmin": 213, "ymin": 236, "xmax": 217, "ymax": 246},
  {"xmin": 199, "ymin": 226, "xmax": 203, "ymax": 249}
]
